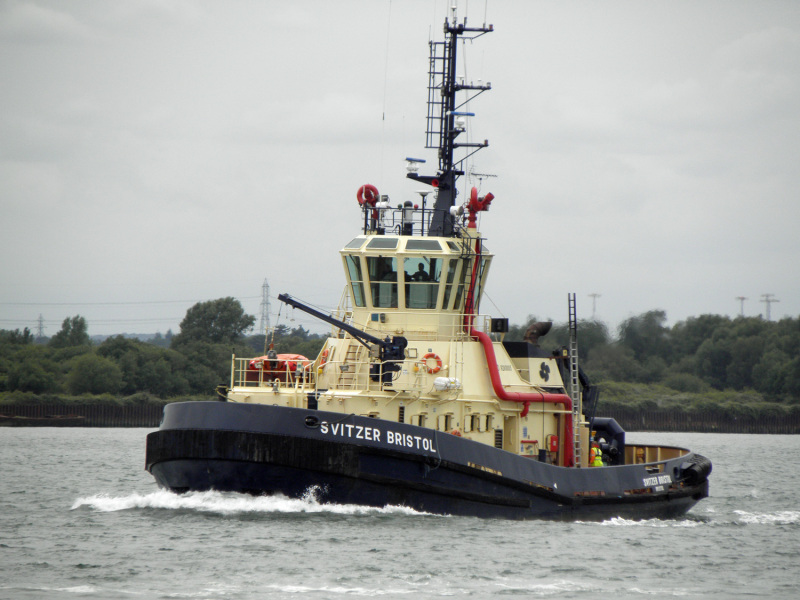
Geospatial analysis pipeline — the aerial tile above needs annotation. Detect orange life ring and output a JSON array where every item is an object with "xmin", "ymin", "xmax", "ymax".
[
  {"xmin": 357, "ymin": 184, "xmax": 379, "ymax": 206},
  {"xmin": 422, "ymin": 352, "xmax": 442, "ymax": 374},
  {"xmin": 319, "ymin": 349, "xmax": 329, "ymax": 366},
  {"xmin": 450, "ymin": 429, "xmax": 462, "ymax": 437}
]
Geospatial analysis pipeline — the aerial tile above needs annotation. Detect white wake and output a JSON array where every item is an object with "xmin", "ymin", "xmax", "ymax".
[{"xmin": 71, "ymin": 488, "xmax": 433, "ymax": 517}]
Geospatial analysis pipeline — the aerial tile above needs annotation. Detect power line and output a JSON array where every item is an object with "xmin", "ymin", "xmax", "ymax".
[
  {"xmin": 0, "ymin": 297, "xmax": 260, "ymax": 307},
  {"xmin": 1, "ymin": 290, "xmax": 331, "ymax": 334},
  {"xmin": 0, "ymin": 318, "xmax": 180, "ymax": 325}
]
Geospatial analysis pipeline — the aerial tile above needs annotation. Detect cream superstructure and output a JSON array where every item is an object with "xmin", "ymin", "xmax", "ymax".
[{"xmin": 226, "ymin": 226, "xmax": 588, "ymax": 468}]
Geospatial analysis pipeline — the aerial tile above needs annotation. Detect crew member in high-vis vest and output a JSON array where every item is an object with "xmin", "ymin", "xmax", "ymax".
[{"xmin": 589, "ymin": 444, "xmax": 604, "ymax": 467}]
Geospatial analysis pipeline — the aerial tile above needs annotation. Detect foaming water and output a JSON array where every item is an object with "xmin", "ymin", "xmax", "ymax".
[
  {"xmin": 733, "ymin": 510, "xmax": 800, "ymax": 525},
  {"xmin": 591, "ymin": 516, "xmax": 704, "ymax": 528},
  {"xmin": 71, "ymin": 488, "xmax": 435, "ymax": 518},
  {"xmin": 263, "ymin": 583, "xmax": 420, "ymax": 596}
]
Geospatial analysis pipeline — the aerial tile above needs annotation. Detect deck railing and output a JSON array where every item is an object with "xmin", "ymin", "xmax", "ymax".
[
  {"xmin": 323, "ymin": 311, "xmax": 499, "ymax": 343},
  {"xmin": 231, "ymin": 357, "xmax": 317, "ymax": 391},
  {"xmin": 230, "ymin": 355, "xmax": 431, "ymax": 394}
]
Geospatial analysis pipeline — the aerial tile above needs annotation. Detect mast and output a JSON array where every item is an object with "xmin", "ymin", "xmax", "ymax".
[{"xmin": 407, "ymin": 8, "xmax": 493, "ymax": 237}]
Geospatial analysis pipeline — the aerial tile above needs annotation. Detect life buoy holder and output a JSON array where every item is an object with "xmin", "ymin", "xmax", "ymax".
[
  {"xmin": 422, "ymin": 352, "xmax": 442, "ymax": 374},
  {"xmin": 357, "ymin": 184, "xmax": 380, "ymax": 206},
  {"xmin": 318, "ymin": 347, "xmax": 334, "ymax": 374}
]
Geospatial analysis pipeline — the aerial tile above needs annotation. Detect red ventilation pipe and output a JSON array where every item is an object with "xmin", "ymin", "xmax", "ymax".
[
  {"xmin": 461, "ymin": 210, "xmax": 575, "ymax": 467},
  {"xmin": 470, "ymin": 328, "xmax": 576, "ymax": 467}
]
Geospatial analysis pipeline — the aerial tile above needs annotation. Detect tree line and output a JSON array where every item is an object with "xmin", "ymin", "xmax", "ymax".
[
  {"xmin": 507, "ymin": 310, "xmax": 800, "ymax": 401},
  {"xmin": 0, "ymin": 297, "xmax": 326, "ymax": 404},
  {"xmin": 2, "ymin": 300, "xmax": 799, "ymax": 409}
]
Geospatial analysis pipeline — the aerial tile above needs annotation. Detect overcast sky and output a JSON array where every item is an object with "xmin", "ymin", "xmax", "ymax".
[{"xmin": 2, "ymin": 0, "xmax": 799, "ymax": 339}]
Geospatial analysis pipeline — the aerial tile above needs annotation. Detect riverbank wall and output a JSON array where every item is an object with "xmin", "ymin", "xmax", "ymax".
[
  {"xmin": 606, "ymin": 408, "xmax": 800, "ymax": 434},
  {"xmin": 1, "ymin": 404, "xmax": 164, "ymax": 427}
]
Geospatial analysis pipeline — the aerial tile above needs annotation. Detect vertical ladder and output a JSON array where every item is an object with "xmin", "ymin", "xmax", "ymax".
[
  {"xmin": 568, "ymin": 293, "xmax": 582, "ymax": 466},
  {"xmin": 425, "ymin": 40, "xmax": 448, "ymax": 153},
  {"xmin": 337, "ymin": 342, "xmax": 363, "ymax": 389}
]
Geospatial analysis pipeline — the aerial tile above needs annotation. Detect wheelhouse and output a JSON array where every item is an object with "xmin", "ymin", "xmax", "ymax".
[{"xmin": 341, "ymin": 234, "xmax": 492, "ymax": 338}]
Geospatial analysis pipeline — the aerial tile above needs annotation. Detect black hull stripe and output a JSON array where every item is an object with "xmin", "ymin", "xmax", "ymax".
[{"xmin": 146, "ymin": 428, "xmax": 707, "ymax": 511}]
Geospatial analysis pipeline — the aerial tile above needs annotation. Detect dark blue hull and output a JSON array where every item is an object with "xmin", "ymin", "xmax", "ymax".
[{"xmin": 145, "ymin": 402, "xmax": 710, "ymax": 520}]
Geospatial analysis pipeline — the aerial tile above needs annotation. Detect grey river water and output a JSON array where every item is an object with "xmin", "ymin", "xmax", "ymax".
[{"xmin": 1, "ymin": 429, "xmax": 798, "ymax": 599}]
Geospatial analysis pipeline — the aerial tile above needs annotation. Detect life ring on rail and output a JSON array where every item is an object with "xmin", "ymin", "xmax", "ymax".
[
  {"xmin": 357, "ymin": 184, "xmax": 380, "ymax": 206},
  {"xmin": 450, "ymin": 429, "xmax": 462, "ymax": 437},
  {"xmin": 422, "ymin": 352, "xmax": 442, "ymax": 374},
  {"xmin": 319, "ymin": 349, "xmax": 329, "ymax": 366}
]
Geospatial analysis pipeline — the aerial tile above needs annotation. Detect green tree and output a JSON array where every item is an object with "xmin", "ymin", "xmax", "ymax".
[
  {"xmin": 268, "ymin": 326, "xmax": 326, "ymax": 358},
  {"xmin": 175, "ymin": 340, "xmax": 252, "ymax": 393},
  {"xmin": 662, "ymin": 372, "xmax": 710, "ymax": 393},
  {"xmin": 7, "ymin": 357, "xmax": 60, "ymax": 393},
  {"xmin": 172, "ymin": 298, "xmax": 255, "ymax": 347},
  {"xmin": 618, "ymin": 310, "xmax": 670, "ymax": 363},
  {"xmin": 726, "ymin": 335, "xmax": 765, "ymax": 389},
  {"xmin": 784, "ymin": 356, "xmax": 800, "ymax": 399},
  {"xmin": 574, "ymin": 320, "xmax": 611, "ymax": 362},
  {"xmin": 670, "ymin": 314, "xmax": 730, "ymax": 357},
  {"xmin": 49, "ymin": 316, "xmax": 90, "ymax": 349},
  {"xmin": 584, "ymin": 344, "xmax": 646, "ymax": 382},
  {"xmin": 0, "ymin": 328, "xmax": 34, "ymax": 346},
  {"xmin": 694, "ymin": 335, "xmax": 733, "ymax": 389},
  {"xmin": 640, "ymin": 355, "xmax": 668, "ymax": 383},
  {"xmin": 148, "ymin": 330, "xmax": 173, "ymax": 348},
  {"xmin": 66, "ymin": 353, "xmax": 122, "ymax": 395},
  {"xmin": 98, "ymin": 335, "xmax": 190, "ymax": 398},
  {"xmin": 752, "ymin": 348, "xmax": 791, "ymax": 396},
  {"xmin": 3, "ymin": 344, "xmax": 62, "ymax": 394}
]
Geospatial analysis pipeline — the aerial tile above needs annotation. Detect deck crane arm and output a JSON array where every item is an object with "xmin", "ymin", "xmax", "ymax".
[{"xmin": 277, "ymin": 293, "xmax": 407, "ymax": 384}]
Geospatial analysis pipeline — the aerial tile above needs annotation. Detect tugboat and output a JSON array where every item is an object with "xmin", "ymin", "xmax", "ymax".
[{"xmin": 146, "ymin": 9, "xmax": 711, "ymax": 519}]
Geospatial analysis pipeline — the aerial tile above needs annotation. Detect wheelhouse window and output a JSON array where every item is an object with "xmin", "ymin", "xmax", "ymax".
[
  {"xmin": 472, "ymin": 256, "xmax": 491, "ymax": 313},
  {"xmin": 406, "ymin": 239, "xmax": 442, "ymax": 252},
  {"xmin": 345, "ymin": 237, "xmax": 366, "ymax": 249},
  {"xmin": 345, "ymin": 255, "xmax": 365, "ymax": 307},
  {"xmin": 367, "ymin": 256, "xmax": 398, "ymax": 308},
  {"xmin": 441, "ymin": 258, "xmax": 460, "ymax": 310},
  {"xmin": 366, "ymin": 237, "xmax": 398, "ymax": 250},
  {"xmin": 453, "ymin": 258, "xmax": 470, "ymax": 311},
  {"xmin": 404, "ymin": 256, "xmax": 442, "ymax": 309}
]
